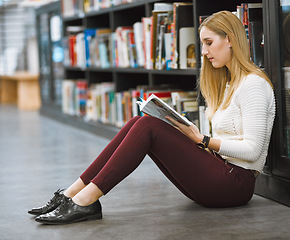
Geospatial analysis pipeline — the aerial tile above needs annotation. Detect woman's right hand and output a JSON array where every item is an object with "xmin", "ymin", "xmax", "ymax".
[
  {"xmin": 165, "ymin": 116, "xmax": 203, "ymax": 144},
  {"xmin": 165, "ymin": 116, "xmax": 221, "ymax": 152}
]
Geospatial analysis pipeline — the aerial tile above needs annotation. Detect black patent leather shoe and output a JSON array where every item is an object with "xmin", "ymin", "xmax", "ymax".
[
  {"xmin": 35, "ymin": 197, "xmax": 102, "ymax": 225},
  {"xmin": 28, "ymin": 189, "xmax": 66, "ymax": 216}
]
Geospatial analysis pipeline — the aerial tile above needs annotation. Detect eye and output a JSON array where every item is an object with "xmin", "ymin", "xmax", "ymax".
[{"xmin": 206, "ymin": 41, "xmax": 212, "ymax": 46}]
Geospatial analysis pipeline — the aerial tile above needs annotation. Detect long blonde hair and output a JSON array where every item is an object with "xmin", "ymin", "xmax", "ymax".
[{"xmin": 199, "ymin": 11, "xmax": 273, "ymax": 120}]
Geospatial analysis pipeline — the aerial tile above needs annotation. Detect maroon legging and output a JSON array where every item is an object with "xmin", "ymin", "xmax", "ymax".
[{"xmin": 80, "ymin": 116, "xmax": 256, "ymax": 208}]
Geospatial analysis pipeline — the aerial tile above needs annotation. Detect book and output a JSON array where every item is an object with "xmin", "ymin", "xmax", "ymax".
[
  {"xmin": 247, "ymin": 3, "xmax": 264, "ymax": 67},
  {"xmin": 136, "ymin": 94, "xmax": 193, "ymax": 127},
  {"xmin": 62, "ymin": 80, "xmax": 76, "ymax": 115},
  {"xmin": 164, "ymin": 32, "xmax": 173, "ymax": 70},
  {"xmin": 171, "ymin": 91, "xmax": 199, "ymax": 125},
  {"xmin": 68, "ymin": 35, "xmax": 77, "ymax": 66},
  {"xmin": 75, "ymin": 80, "xmax": 88, "ymax": 116},
  {"xmin": 179, "ymin": 27, "xmax": 196, "ymax": 69},
  {"xmin": 115, "ymin": 26, "xmax": 133, "ymax": 67},
  {"xmin": 155, "ymin": 13, "xmax": 168, "ymax": 70},
  {"xmin": 171, "ymin": 3, "xmax": 194, "ymax": 69},
  {"xmin": 133, "ymin": 22, "xmax": 145, "ymax": 67},
  {"xmin": 151, "ymin": 3, "xmax": 173, "ymax": 69},
  {"xmin": 98, "ymin": 32, "xmax": 112, "ymax": 68},
  {"xmin": 131, "ymin": 89, "xmax": 141, "ymax": 117},
  {"xmin": 84, "ymin": 29, "xmax": 96, "ymax": 67},
  {"xmin": 76, "ymin": 32, "xmax": 86, "ymax": 68},
  {"xmin": 248, "ymin": 21, "xmax": 264, "ymax": 67},
  {"xmin": 155, "ymin": 12, "xmax": 173, "ymax": 70},
  {"xmin": 127, "ymin": 30, "xmax": 138, "ymax": 68},
  {"xmin": 142, "ymin": 17, "xmax": 153, "ymax": 69}
]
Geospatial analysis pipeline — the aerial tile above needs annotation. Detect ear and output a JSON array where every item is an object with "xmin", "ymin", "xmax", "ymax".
[
  {"xmin": 226, "ymin": 35, "xmax": 231, "ymax": 44},
  {"xmin": 226, "ymin": 35, "xmax": 231, "ymax": 48}
]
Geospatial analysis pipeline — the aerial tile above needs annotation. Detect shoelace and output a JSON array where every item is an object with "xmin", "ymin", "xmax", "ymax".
[
  {"xmin": 52, "ymin": 196, "xmax": 70, "ymax": 214},
  {"xmin": 44, "ymin": 189, "xmax": 64, "ymax": 209}
]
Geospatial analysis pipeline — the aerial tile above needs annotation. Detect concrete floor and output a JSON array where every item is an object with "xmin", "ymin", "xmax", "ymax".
[{"xmin": 0, "ymin": 105, "xmax": 290, "ymax": 240}]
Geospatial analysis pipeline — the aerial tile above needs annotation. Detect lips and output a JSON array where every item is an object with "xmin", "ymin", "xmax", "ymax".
[{"xmin": 208, "ymin": 57, "xmax": 214, "ymax": 62}]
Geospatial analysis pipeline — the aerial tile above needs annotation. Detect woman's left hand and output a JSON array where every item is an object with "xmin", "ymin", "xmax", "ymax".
[{"xmin": 165, "ymin": 116, "xmax": 203, "ymax": 144}]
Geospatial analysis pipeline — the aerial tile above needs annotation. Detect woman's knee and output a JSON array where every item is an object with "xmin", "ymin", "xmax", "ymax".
[
  {"xmin": 130, "ymin": 115, "xmax": 142, "ymax": 122},
  {"xmin": 135, "ymin": 116, "xmax": 161, "ymax": 127}
]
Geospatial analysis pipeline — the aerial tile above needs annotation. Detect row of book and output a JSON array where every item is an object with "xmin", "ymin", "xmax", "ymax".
[
  {"xmin": 63, "ymin": 1, "xmax": 266, "ymax": 70},
  {"xmin": 61, "ymin": 0, "xmax": 135, "ymax": 18},
  {"xmin": 62, "ymin": 80, "xmax": 200, "ymax": 128},
  {"xmin": 63, "ymin": 2, "xmax": 196, "ymax": 70},
  {"xmin": 199, "ymin": 3, "xmax": 264, "ymax": 68},
  {"xmin": 238, "ymin": 3, "xmax": 264, "ymax": 68}
]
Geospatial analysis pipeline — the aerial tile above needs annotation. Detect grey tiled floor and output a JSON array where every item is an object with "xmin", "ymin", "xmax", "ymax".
[{"xmin": 0, "ymin": 105, "xmax": 290, "ymax": 240}]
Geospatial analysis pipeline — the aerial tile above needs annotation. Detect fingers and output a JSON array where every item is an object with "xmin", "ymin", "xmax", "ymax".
[{"xmin": 165, "ymin": 116, "xmax": 182, "ymax": 127}]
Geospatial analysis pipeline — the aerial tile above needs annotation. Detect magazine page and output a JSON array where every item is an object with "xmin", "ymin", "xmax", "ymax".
[{"xmin": 136, "ymin": 94, "xmax": 192, "ymax": 126}]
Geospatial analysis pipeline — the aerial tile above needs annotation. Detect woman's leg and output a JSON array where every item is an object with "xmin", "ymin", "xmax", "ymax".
[
  {"xmin": 64, "ymin": 116, "xmax": 142, "ymax": 199},
  {"xmin": 74, "ymin": 116, "xmax": 255, "ymax": 208},
  {"xmin": 63, "ymin": 178, "xmax": 86, "ymax": 198}
]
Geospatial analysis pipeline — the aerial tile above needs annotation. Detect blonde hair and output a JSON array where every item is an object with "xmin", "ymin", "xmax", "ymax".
[{"xmin": 198, "ymin": 11, "xmax": 273, "ymax": 120}]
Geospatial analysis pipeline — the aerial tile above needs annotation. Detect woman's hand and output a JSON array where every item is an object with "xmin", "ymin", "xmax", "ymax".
[
  {"xmin": 166, "ymin": 116, "xmax": 221, "ymax": 152},
  {"xmin": 165, "ymin": 116, "xmax": 203, "ymax": 144}
]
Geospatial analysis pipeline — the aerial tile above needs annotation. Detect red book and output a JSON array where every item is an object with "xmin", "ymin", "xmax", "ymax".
[{"xmin": 69, "ymin": 35, "xmax": 77, "ymax": 66}]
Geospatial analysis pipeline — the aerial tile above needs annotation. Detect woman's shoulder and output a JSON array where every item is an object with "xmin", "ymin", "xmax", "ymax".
[
  {"xmin": 236, "ymin": 74, "xmax": 275, "ymax": 103},
  {"xmin": 239, "ymin": 73, "xmax": 272, "ymax": 92},
  {"xmin": 243, "ymin": 73, "xmax": 268, "ymax": 85}
]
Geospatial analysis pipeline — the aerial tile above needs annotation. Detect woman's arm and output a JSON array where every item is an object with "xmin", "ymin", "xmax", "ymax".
[{"xmin": 215, "ymin": 76, "xmax": 274, "ymax": 162}]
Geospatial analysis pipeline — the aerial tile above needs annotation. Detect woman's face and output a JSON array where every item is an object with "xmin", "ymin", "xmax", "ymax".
[{"xmin": 200, "ymin": 26, "xmax": 232, "ymax": 69}]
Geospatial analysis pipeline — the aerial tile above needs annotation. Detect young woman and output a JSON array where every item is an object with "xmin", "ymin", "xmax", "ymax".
[{"xmin": 29, "ymin": 11, "xmax": 275, "ymax": 225}]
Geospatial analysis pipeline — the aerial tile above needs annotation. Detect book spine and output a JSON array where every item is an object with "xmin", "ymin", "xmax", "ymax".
[
  {"xmin": 248, "ymin": 21, "xmax": 264, "ymax": 67},
  {"xmin": 127, "ymin": 30, "xmax": 138, "ymax": 68},
  {"xmin": 84, "ymin": 29, "xmax": 96, "ymax": 67},
  {"xmin": 68, "ymin": 35, "xmax": 77, "ymax": 66},
  {"xmin": 171, "ymin": 3, "xmax": 178, "ymax": 69},
  {"xmin": 133, "ymin": 22, "xmax": 145, "ymax": 67},
  {"xmin": 142, "ymin": 17, "xmax": 153, "ymax": 69},
  {"xmin": 76, "ymin": 33, "xmax": 86, "ymax": 68}
]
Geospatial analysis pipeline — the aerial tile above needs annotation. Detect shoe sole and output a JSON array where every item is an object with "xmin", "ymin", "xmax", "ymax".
[
  {"xmin": 28, "ymin": 211, "xmax": 41, "ymax": 216},
  {"xmin": 35, "ymin": 213, "xmax": 103, "ymax": 225}
]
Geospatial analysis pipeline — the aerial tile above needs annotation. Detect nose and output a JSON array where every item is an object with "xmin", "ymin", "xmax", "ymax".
[{"xmin": 202, "ymin": 45, "xmax": 209, "ymax": 56}]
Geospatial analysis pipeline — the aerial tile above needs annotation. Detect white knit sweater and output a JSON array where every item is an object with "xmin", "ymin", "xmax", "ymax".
[{"xmin": 211, "ymin": 74, "xmax": 276, "ymax": 172}]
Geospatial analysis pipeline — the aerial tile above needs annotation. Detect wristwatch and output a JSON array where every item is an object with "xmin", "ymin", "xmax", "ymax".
[{"xmin": 197, "ymin": 135, "xmax": 210, "ymax": 148}]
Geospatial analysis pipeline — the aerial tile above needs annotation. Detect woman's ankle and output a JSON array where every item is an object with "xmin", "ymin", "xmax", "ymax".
[
  {"xmin": 72, "ymin": 194, "xmax": 94, "ymax": 206},
  {"xmin": 64, "ymin": 178, "xmax": 87, "ymax": 198},
  {"xmin": 63, "ymin": 189, "xmax": 74, "ymax": 198},
  {"xmin": 72, "ymin": 183, "xmax": 103, "ymax": 206}
]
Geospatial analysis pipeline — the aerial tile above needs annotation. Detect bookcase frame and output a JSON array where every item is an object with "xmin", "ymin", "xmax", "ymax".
[{"xmin": 37, "ymin": 0, "xmax": 290, "ymax": 206}]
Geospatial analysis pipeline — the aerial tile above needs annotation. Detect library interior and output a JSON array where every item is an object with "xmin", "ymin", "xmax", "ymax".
[{"xmin": 1, "ymin": 0, "xmax": 290, "ymax": 239}]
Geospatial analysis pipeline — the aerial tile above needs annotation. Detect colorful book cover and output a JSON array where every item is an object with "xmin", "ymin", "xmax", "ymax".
[{"xmin": 84, "ymin": 29, "xmax": 96, "ymax": 67}]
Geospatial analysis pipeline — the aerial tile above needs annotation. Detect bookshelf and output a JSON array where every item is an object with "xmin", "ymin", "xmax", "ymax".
[{"xmin": 37, "ymin": 0, "xmax": 290, "ymax": 206}]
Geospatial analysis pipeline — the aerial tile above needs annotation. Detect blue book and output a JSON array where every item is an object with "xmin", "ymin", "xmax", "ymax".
[{"xmin": 84, "ymin": 29, "xmax": 96, "ymax": 67}]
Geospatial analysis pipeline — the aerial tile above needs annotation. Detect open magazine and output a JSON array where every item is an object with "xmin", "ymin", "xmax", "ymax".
[{"xmin": 136, "ymin": 94, "xmax": 193, "ymax": 127}]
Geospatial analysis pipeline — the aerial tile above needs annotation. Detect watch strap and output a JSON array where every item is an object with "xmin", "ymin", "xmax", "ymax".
[{"xmin": 197, "ymin": 135, "xmax": 210, "ymax": 148}]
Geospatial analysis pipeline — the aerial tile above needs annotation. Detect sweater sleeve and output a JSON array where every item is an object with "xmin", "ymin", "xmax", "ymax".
[{"xmin": 217, "ymin": 75, "xmax": 274, "ymax": 162}]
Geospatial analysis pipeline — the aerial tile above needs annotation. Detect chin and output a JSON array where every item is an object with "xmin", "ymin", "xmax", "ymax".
[{"xmin": 211, "ymin": 62, "xmax": 225, "ymax": 69}]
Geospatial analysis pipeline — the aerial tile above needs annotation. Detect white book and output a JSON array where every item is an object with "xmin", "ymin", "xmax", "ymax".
[
  {"xmin": 116, "ymin": 92, "xmax": 124, "ymax": 128},
  {"xmin": 76, "ymin": 33, "xmax": 86, "ymax": 68},
  {"xmin": 133, "ymin": 22, "xmax": 145, "ymax": 67},
  {"xmin": 179, "ymin": 27, "xmax": 196, "ymax": 69},
  {"xmin": 136, "ymin": 94, "xmax": 193, "ymax": 127}
]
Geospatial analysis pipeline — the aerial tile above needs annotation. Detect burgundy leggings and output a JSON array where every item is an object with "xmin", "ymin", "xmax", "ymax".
[{"xmin": 80, "ymin": 116, "xmax": 256, "ymax": 208}]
